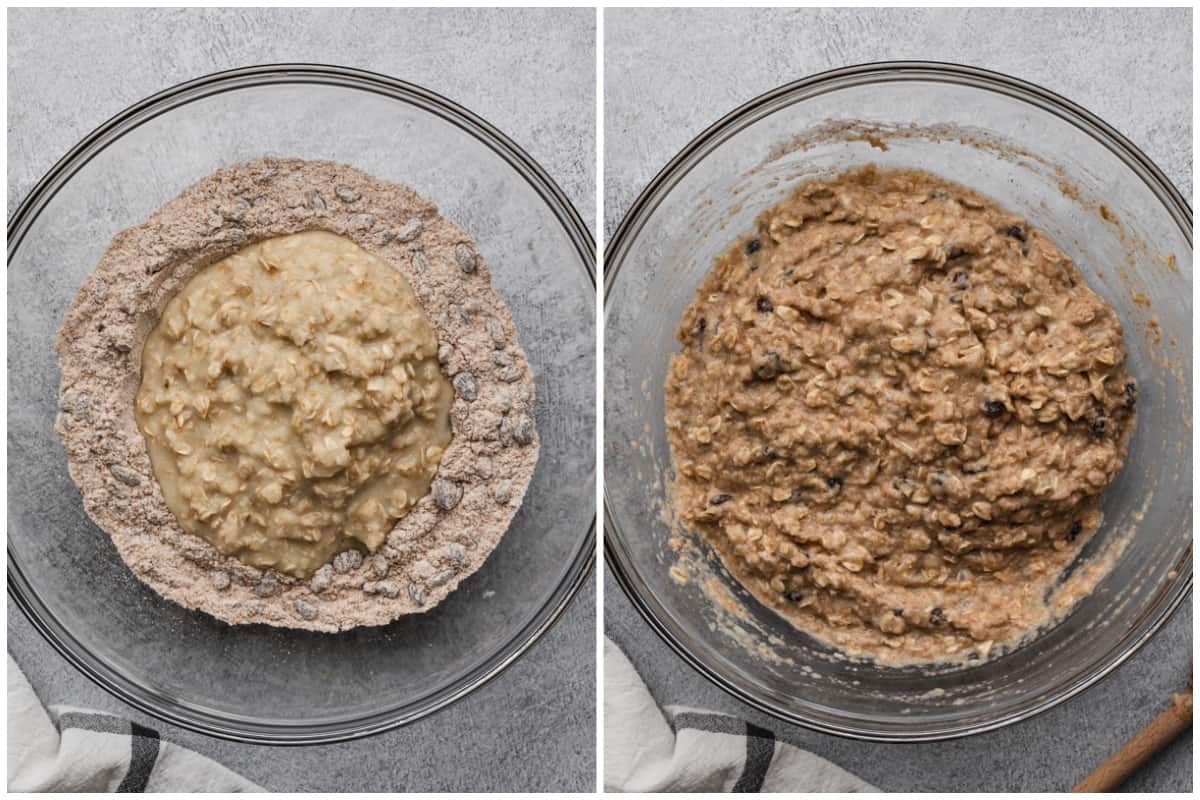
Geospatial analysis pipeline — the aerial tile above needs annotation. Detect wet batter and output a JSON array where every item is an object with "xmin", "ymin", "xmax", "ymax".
[{"xmin": 665, "ymin": 167, "xmax": 1136, "ymax": 664}]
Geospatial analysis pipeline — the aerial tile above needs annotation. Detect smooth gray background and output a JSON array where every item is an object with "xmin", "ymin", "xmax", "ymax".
[
  {"xmin": 8, "ymin": 8, "xmax": 595, "ymax": 793},
  {"xmin": 605, "ymin": 7, "xmax": 1192, "ymax": 793}
]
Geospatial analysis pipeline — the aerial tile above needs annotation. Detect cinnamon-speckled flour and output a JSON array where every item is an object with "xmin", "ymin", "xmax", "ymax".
[{"xmin": 55, "ymin": 158, "xmax": 539, "ymax": 631}]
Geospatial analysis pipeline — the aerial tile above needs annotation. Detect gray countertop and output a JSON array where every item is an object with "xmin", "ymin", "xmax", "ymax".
[
  {"xmin": 8, "ymin": 8, "xmax": 595, "ymax": 793},
  {"xmin": 604, "ymin": 7, "xmax": 1192, "ymax": 793}
]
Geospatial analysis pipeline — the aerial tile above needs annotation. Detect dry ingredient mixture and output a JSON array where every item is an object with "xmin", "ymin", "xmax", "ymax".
[
  {"xmin": 665, "ymin": 167, "xmax": 1136, "ymax": 664},
  {"xmin": 56, "ymin": 158, "xmax": 539, "ymax": 631},
  {"xmin": 136, "ymin": 232, "xmax": 452, "ymax": 578}
]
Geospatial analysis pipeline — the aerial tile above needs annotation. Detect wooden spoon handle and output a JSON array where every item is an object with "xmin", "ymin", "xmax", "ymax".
[{"xmin": 1072, "ymin": 688, "xmax": 1192, "ymax": 793}]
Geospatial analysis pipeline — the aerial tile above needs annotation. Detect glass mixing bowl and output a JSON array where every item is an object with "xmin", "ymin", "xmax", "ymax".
[
  {"xmin": 9, "ymin": 64, "xmax": 595, "ymax": 743},
  {"xmin": 605, "ymin": 62, "xmax": 1191, "ymax": 741}
]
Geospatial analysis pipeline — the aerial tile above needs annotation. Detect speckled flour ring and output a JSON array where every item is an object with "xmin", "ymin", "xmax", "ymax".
[{"xmin": 54, "ymin": 157, "xmax": 539, "ymax": 631}]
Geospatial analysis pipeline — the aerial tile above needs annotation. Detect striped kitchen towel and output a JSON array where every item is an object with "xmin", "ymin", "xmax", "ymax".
[
  {"xmin": 604, "ymin": 638, "xmax": 875, "ymax": 793},
  {"xmin": 8, "ymin": 656, "xmax": 260, "ymax": 792}
]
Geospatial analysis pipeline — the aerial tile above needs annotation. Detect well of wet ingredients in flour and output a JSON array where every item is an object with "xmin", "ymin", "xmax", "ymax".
[
  {"xmin": 55, "ymin": 158, "xmax": 540, "ymax": 631},
  {"xmin": 136, "ymin": 231, "xmax": 452, "ymax": 578},
  {"xmin": 665, "ymin": 167, "xmax": 1136, "ymax": 664}
]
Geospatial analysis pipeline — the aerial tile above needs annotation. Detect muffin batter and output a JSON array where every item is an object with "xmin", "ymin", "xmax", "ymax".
[{"xmin": 665, "ymin": 167, "xmax": 1136, "ymax": 663}]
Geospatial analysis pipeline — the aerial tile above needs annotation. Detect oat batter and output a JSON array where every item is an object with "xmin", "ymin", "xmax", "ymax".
[
  {"xmin": 136, "ymin": 232, "xmax": 452, "ymax": 578},
  {"xmin": 665, "ymin": 167, "xmax": 1136, "ymax": 664}
]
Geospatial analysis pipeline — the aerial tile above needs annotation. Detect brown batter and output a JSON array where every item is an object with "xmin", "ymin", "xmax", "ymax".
[{"xmin": 665, "ymin": 167, "xmax": 1136, "ymax": 664}]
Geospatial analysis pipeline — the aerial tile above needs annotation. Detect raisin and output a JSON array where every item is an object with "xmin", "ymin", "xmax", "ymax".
[
  {"xmin": 952, "ymin": 271, "xmax": 969, "ymax": 290},
  {"xmin": 983, "ymin": 399, "xmax": 1006, "ymax": 417},
  {"xmin": 746, "ymin": 238, "xmax": 762, "ymax": 255},
  {"xmin": 825, "ymin": 476, "xmax": 843, "ymax": 491},
  {"xmin": 784, "ymin": 591, "xmax": 804, "ymax": 603},
  {"xmin": 929, "ymin": 607, "xmax": 947, "ymax": 626},
  {"xmin": 949, "ymin": 294, "xmax": 962, "ymax": 305},
  {"xmin": 962, "ymin": 462, "xmax": 988, "ymax": 475},
  {"xmin": 1089, "ymin": 414, "xmax": 1109, "ymax": 436},
  {"xmin": 946, "ymin": 244, "xmax": 968, "ymax": 259},
  {"xmin": 1123, "ymin": 381, "xmax": 1138, "ymax": 409},
  {"xmin": 1004, "ymin": 224, "xmax": 1027, "ymax": 242},
  {"xmin": 1068, "ymin": 520, "xmax": 1083, "ymax": 541},
  {"xmin": 696, "ymin": 317, "xmax": 706, "ymax": 334},
  {"xmin": 763, "ymin": 445, "xmax": 780, "ymax": 460},
  {"xmin": 754, "ymin": 351, "xmax": 782, "ymax": 381},
  {"xmin": 756, "ymin": 296, "xmax": 774, "ymax": 313},
  {"xmin": 710, "ymin": 494, "xmax": 732, "ymax": 506}
]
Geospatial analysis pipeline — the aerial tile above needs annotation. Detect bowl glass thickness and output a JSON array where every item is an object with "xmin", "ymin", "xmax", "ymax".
[
  {"xmin": 9, "ymin": 65, "xmax": 595, "ymax": 744},
  {"xmin": 605, "ymin": 63, "xmax": 1191, "ymax": 741}
]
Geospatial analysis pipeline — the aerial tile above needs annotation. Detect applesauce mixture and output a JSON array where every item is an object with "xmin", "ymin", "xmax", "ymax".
[
  {"xmin": 136, "ymin": 231, "xmax": 452, "ymax": 578},
  {"xmin": 665, "ymin": 167, "xmax": 1136, "ymax": 663}
]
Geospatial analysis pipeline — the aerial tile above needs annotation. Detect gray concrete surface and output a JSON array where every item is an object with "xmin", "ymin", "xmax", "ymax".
[
  {"xmin": 8, "ymin": 8, "xmax": 595, "ymax": 793},
  {"xmin": 605, "ymin": 8, "xmax": 1192, "ymax": 240},
  {"xmin": 605, "ymin": 7, "xmax": 1192, "ymax": 793}
]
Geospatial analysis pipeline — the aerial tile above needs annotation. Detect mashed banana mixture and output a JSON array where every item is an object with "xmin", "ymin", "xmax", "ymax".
[
  {"xmin": 136, "ymin": 231, "xmax": 452, "ymax": 578},
  {"xmin": 665, "ymin": 167, "xmax": 1136, "ymax": 664}
]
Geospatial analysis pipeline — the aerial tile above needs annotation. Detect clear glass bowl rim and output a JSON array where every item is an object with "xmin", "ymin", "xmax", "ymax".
[
  {"xmin": 604, "ymin": 59, "xmax": 1192, "ymax": 742},
  {"xmin": 8, "ymin": 62, "xmax": 596, "ymax": 745}
]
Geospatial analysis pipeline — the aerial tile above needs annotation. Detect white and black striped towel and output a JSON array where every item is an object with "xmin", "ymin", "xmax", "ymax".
[
  {"xmin": 8, "ymin": 656, "xmax": 260, "ymax": 792},
  {"xmin": 604, "ymin": 638, "xmax": 875, "ymax": 793}
]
